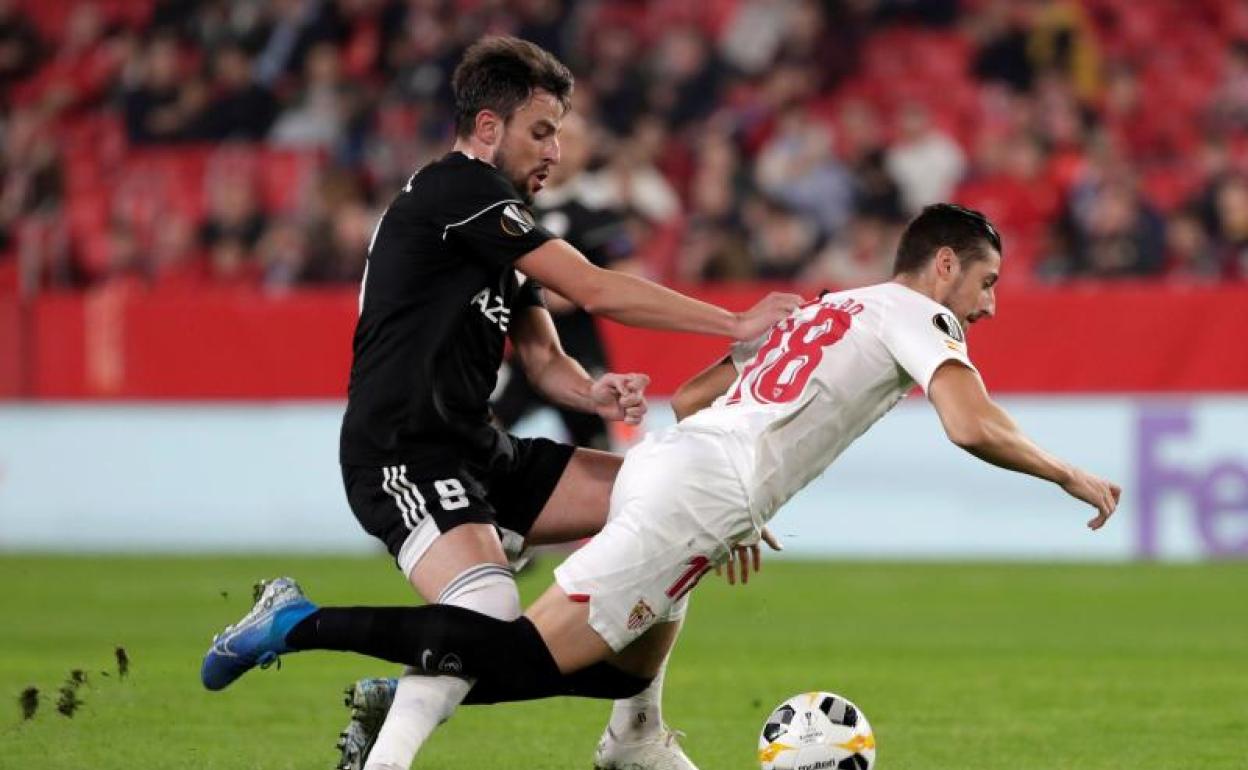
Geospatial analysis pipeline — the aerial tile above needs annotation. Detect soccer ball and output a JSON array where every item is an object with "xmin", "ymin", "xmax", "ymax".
[{"xmin": 758, "ymin": 691, "xmax": 876, "ymax": 770}]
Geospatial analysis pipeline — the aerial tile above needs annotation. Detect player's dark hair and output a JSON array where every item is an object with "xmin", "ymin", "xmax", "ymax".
[
  {"xmin": 892, "ymin": 203, "xmax": 1003, "ymax": 275},
  {"xmin": 452, "ymin": 36, "xmax": 573, "ymax": 138}
]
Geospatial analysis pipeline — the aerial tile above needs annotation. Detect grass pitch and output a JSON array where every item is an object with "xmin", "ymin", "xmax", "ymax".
[{"xmin": 2, "ymin": 555, "xmax": 1245, "ymax": 769}]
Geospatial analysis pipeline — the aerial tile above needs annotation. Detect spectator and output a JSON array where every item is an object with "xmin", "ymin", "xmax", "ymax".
[
  {"xmin": 515, "ymin": 0, "xmax": 571, "ymax": 62},
  {"xmin": 805, "ymin": 215, "xmax": 899, "ymax": 288},
  {"xmin": 583, "ymin": 20, "xmax": 646, "ymax": 137},
  {"xmin": 1163, "ymin": 207, "xmax": 1221, "ymax": 283},
  {"xmin": 306, "ymin": 199, "xmax": 372, "ymax": 282},
  {"xmin": 798, "ymin": 0, "xmax": 869, "ymax": 92},
  {"xmin": 755, "ymin": 106, "xmax": 853, "ymax": 237},
  {"xmin": 208, "ymin": 236, "xmax": 261, "ymax": 286},
  {"xmin": 744, "ymin": 195, "xmax": 822, "ymax": 281},
  {"xmin": 579, "ymin": 114, "xmax": 682, "ymax": 225},
  {"xmin": 18, "ymin": 3, "xmax": 120, "ymax": 115},
  {"xmin": 1102, "ymin": 63, "xmax": 1169, "ymax": 164},
  {"xmin": 680, "ymin": 128, "xmax": 753, "ymax": 281},
  {"xmin": 1064, "ymin": 179, "xmax": 1165, "ymax": 278},
  {"xmin": 364, "ymin": 103, "xmax": 439, "ymax": 199},
  {"xmin": 258, "ymin": 218, "xmax": 311, "ymax": 290},
  {"xmin": 151, "ymin": 212, "xmax": 206, "ymax": 288},
  {"xmin": 0, "ymin": 0, "xmax": 41, "ymax": 96},
  {"xmin": 646, "ymin": 26, "xmax": 724, "ymax": 129},
  {"xmin": 0, "ymin": 108, "xmax": 62, "ymax": 232},
  {"xmin": 1210, "ymin": 174, "xmax": 1248, "ymax": 279},
  {"xmin": 837, "ymin": 98, "xmax": 886, "ymax": 167},
  {"xmin": 719, "ymin": 0, "xmax": 795, "ymax": 76},
  {"xmin": 379, "ymin": 0, "xmax": 457, "ymax": 106},
  {"xmin": 1028, "ymin": 0, "xmax": 1100, "ymax": 102},
  {"xmin": 160, "ymin": 0, "xmax": 273, "ymax": 53},
  {"xmin": 102, "ymin": 220, "xmax": 146, "ymax": 285},
  {"xmin": 254, "ymin": 0, "xmax": 350, "ymax": 86},
  {"xmin": 885, "ymin": 102, "xmax": 967, "ymax": 215},
  {"xmin": 270, "ymin": 42, "xmax": 351, "ymax": 151},
  {"xmin": 1210, "ymin": 39, "xmax": 1248, "ymax": 131},
  {"xmin": 851, "ymin": 148, "xmax": 904, "ymax": 223},
  {"xmin": 957, "ymin": 130, "xmax": 1059, "ymax": 274},
  {"xmin": 875, "ymin": 0, "xmax": 960, "ymax": 28},
  {"xmin": 200, "ymin": 174, "xmax": 267, "ymax": 252},
  {"xmin": 200, "ymin": 42, "xmax": 279, "ymax": 141},
  {"xmin": 969, "ymin": 0, "xmax": 1033, "ymax": 92},
  {"xmin": 122, "ymin": 35, "xmax": 210, "ymax": 144}
]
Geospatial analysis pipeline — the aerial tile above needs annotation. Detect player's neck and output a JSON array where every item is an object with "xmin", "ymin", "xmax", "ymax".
[
  {"xmin": 891, "ymin": 273, "xmax": 941, "ymax": 303},
  {"xmin": 452, "ymin": 137, "xmax": 498, "ymax": 166}
]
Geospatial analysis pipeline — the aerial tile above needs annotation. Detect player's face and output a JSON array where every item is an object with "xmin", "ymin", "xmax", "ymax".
[
  {"xmin": 496, "ymin": 89, "xmax": 563, "ymax": 204},
  {"xmin": 942, "ymin": 249, "xmax": 1000, "ymax": 329}
]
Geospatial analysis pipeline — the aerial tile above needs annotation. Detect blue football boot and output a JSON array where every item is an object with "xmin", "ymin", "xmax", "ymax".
[{"xmin": 201, "ymin": 577, "xmax": 317, "ymax": 691}]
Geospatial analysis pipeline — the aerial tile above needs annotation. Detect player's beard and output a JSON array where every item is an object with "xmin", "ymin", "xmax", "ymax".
[{"xmin": 495, "ymin": 146, "xmax": 536, "ymax": 205}]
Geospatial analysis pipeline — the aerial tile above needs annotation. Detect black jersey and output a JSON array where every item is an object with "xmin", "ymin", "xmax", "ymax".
[{"xmin": 340, "ymin": 151, "xmax": 555, "ymax": 469}]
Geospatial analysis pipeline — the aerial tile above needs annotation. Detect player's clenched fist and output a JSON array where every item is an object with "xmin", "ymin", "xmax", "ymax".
[
  {"xmin": 591, "ymin": 373, "xmax": 650, "ymax": 425},
  {"xmin": 733, "ymin": 292, "xmax": 804, "ymax": 341}
]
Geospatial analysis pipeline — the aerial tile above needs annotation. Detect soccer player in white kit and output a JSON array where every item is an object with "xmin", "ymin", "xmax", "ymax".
[
  {"xmin": 203, "ymin": 205, "xmax": 1122, "ymax": 764},
  {"xmin": 541, "ymin": 204, "xmax": 1121, "ymax": 669}
]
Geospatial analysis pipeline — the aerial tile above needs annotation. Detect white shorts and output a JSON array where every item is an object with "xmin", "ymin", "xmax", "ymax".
[{"xmin": 554, "ymin": 427, "xmax": 756, "ymax": 652}]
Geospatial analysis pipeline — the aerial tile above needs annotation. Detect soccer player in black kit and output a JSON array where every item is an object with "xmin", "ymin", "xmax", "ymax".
[{"xmin": 203, "ymin": 36, "xmax": 799, "ymax": 770}]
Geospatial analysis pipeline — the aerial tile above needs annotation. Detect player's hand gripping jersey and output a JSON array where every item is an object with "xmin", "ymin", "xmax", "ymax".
[{"xmin": 681, "ymin": 282, "xmax": 977, "ymax": 527}]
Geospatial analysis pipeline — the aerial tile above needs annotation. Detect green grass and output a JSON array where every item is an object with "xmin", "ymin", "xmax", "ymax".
[{"xmin": 2, "ymin": 556, "xmax": 1246, "ymax": 769}]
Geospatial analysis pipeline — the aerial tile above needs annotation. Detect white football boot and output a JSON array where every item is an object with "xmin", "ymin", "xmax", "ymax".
[{"xmin": 593, "ymin": 725, "xmax": 699, "ymax": 770}]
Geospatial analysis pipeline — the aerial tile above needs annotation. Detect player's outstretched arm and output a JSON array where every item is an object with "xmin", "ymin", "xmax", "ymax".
[
  {"xmin": 515, "ymin": 239, "xmax": 800, "ymax": 340},
  {"xmin": 509, "ymin": 304, "xmax": 649, "ymax": 424},
  {"xmin": 927, "ymin": 361, "xmax": 1121, "ymax": 530}
]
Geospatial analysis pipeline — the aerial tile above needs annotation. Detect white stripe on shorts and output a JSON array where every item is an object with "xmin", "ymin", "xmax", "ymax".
[
  {"xmin": 394, "ymin": 465, "xmax": 430, "ymax": 519},
  {"xmin": 382, "ymin": 466, "xmax": 417, "ymax": 530}
]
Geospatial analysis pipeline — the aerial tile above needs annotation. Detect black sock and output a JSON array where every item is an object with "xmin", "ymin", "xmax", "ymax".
[
  {"xmin": 285, "ymin": 605, "xmax": 563, "ymax": 694},
  {"xmin": 464, "ymin": 661, "xmax": 652, "ymax": 704}
]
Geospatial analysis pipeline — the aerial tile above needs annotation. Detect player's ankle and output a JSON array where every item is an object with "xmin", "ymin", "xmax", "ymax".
[{"xmin": 609, "ymin": 716, "xmax": 661, "ymax": 742}]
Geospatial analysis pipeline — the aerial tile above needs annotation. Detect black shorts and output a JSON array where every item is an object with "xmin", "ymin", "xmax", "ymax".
[{"xmin": 342, "ymin": 435, "xmax": 575, "ymax": 568}]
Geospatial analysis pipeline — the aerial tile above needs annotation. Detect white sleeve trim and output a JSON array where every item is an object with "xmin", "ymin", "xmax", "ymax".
[{"xmin": 442, "ymin": 199, "xmax": 523, "ymax": 240}]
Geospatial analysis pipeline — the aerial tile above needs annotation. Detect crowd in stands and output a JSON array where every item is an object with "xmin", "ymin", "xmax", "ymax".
[{"xmin": 2, "ymin": 0, "xmax": 1248, "ymax": 294}]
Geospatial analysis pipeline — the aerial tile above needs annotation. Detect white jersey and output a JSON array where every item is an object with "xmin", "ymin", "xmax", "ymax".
[{"xmin": 679, "ymin": 282, "xmax": 976, "ymax": 525}]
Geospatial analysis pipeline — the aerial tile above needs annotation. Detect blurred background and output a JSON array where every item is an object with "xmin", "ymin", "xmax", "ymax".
[{"xmin": 0, "ymin": 0, "xmax": 1246, "ymax": 561}]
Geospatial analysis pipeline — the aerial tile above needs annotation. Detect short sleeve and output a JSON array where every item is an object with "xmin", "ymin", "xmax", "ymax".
[
  {"xmin": 441, "ymin": 164, "xmax": 554, "ymax": 267},
  {"xmin": 879, "ymin": 297, "xmax": 977, "ymax": 392},
  {"xmin": 513, "ymin": 273, "xmax": 546, "ymax": 310}
]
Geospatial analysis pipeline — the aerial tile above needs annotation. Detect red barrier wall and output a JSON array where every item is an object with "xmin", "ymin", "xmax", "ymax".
[
  {"xmin": 30, "ymin": 286, "xmax": 357, "ymax": 398},
  {"xmin": 0, "ymin": 295, "xmax": 21, "ymax": 397},
  {"xmin": 8, "ymin": 283, "xmax": 1248, "ymax": 399}
]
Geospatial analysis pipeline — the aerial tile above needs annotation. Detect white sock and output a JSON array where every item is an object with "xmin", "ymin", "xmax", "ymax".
[
  {"xmin": 364, "ymin": 564, "xmax": 520, "ymax": 770},
  {"xmin": 363, "ymin": 671, "xmax": 470, "ymax": 769},
  {"xmin": 605, "ymin": 595, "xmax": 687, "ymax": 743},
  {"xmin": 608, "ymin": 659, "xmax": 667, "ymax": 742}
]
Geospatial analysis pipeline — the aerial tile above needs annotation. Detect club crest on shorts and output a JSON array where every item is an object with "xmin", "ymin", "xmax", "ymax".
[
  {"xmin": 500, "ymin": 203, "xmax": 536, "ymax": 236},
  {"xmin": 626, "ymin": 598, "xmax": 656, "ymax": 631}
]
